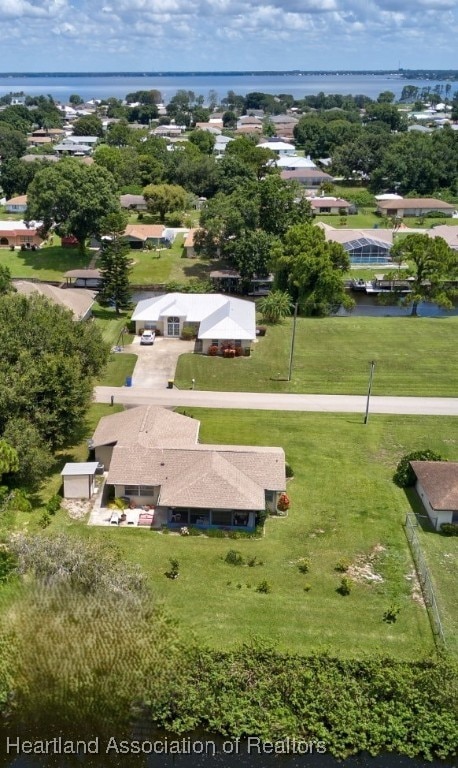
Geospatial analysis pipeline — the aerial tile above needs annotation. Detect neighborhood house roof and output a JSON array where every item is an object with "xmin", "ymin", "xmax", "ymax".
[
  {"xmin": 281, "ymin": 169, "xmax": 331, "ymax": 180},
  {"xmin": 124, "ymin": 224, "xmax": 165, "ymax": 241},
  {"xmin": 5, "ymin": 195, "xmax": 27, "ymax": 206},
  {"xmin": 91, "ymin": 405, "xmax": 200, "ymax": 449},
  {"xmin": 183, "ymin": 228, "xmax": 198, "ymax": 247},
  {"xmin": 132, "ymin": 293, "xmax": 256, "ymax": 341},
  {"xmin": 13, "ymin": 281, "xmax": 96, "ymax": 320},
  {"xmin": 98, "ymin": 406, "xmax": 285, "ymax": 511},
  {"xmin": 377, "ymin": 198, "xmax": 455, "ymax": 211},
  {"xmin": 309, "ymin": 197, "xmax": 350, "ymax": 208},
  {"xmin": 411, "ymin": 461, "xmax": 458, "ymax": 510}
]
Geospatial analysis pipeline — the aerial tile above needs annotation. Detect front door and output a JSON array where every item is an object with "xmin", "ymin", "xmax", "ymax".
[{"xmin": 167, "ymin": 316, "xmax": 180, "ymax": 337}]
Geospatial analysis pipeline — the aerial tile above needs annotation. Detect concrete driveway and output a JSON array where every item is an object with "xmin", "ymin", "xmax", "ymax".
[{"xmin": 124, "ymin": 336, "xmax": 195, "ymax": 389}]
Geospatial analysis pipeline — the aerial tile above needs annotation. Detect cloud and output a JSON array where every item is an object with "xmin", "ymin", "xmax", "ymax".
[{"xmin": 0, "ymin": 0, "xmax": 456, "ymax": 70}]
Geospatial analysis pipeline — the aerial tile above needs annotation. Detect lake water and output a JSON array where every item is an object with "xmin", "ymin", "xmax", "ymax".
[{"xmin": 0, "ymin": 73, "xmax": 454, "ymax": 104}]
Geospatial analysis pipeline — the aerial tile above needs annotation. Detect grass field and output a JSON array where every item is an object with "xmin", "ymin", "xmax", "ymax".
[
  {"xmin": 315, "ymin": 213, "xmax": 458, "ymax": 229},
  {"xmin": 44, "ymin": 408, "xmax": 458, "ymax": 658},
  {"xmin": 0, "ymin": 244, "xmax": 91, "ymax": 281},
  {"xmin": 175, "ymin": 315, "xmax": 458, "ymax": 397}
]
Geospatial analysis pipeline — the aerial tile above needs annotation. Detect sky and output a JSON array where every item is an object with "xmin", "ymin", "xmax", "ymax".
[{"xmin": 0, "ymin": 0, "xmax": 457, "ymax": 72}]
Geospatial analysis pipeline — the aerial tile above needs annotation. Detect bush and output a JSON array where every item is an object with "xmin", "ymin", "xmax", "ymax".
[
  {"xmin": 256, "ymin": 580, "xmax": 272, "ymax": 594},
  {"xmin": 247, "ymin": 556, "xmax": 263, "ymax": 567},
  {"xmin": 166, "ymin": 558, "xmax": 179, "ymax": 579},
  {"xmin": 38, "ymin": 512, "xmax": 51, "ymax": 529},
  {"xmin": 303, "ymin": 584, "xmax": 312, "ymax": 592},
  {"xmin": 440, "ymin": 523, "xmax": 458, "ymax": 537},
  {"xmin": 298, "ymin": 558, "xmax": 311, "ymax": 574},
  {"xmin": 285, "ymin": 462, "xmax": 294, "ymax": 478},
  {"xmin": 393, "ymin": 450, "xmax": 443, "ymax": 487},
  {"xmin": 0, "ymin": 548, "xmax": 17, "ymax": 583},
  {"xmin": 277, "ymin": 493, "xmax": 290, "ymax": 512},
  {"xmin": 424, "ymin": 210, "xmax": 450, "ymax": 218},
  {"xmin": 337, "ymin": 576, "xmax": 352, "ymax": 595},
  {"xmin": 335, "ymin": 558, "xmax": 351, "ymax": 573},
  {"xmin": 188, "ymin": 526, "xmax": 202, "ymax": 536},
  {"xmin": 383, "ymin": 604, "xmax": 401, "ymax": 623},
  {"xmin": 225, "ymin": 549, "xmax": 244, "ymax": 566},
  {"xmin": 180, "ymin": 327, "xmax": 196, "ymax": 341},
  {"xmin": 208, "ymin": 345, "xmax": 219, "ymax": 356},
  {"xmin": 46, "ymin": 495, "xmax": 61, "ymax": 515},
  {"xmin": 206, "ymin": 528, "xmax": 225, "ymax": 538}
]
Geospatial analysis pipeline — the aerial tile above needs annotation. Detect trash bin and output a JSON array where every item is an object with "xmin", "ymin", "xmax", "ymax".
[
  {"xmin": 167, "ymin": 379, "xmax": 174, "ymax": 389},
  {"xmin": 125, "ymin": 376, "xmax": 132, "ymax": 387}
]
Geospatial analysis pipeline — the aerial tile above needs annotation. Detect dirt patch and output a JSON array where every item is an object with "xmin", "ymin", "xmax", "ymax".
[
  {"xmin": 405, "ymin": 569, "xmax": 426, "ymax": 607},
  {"xmin": 347, "ymin": 544, "xmax": 385, "ymax": 584},
  {"xmin": 61, "ymin": 498, "xmax": 93, "ymax": 520}
]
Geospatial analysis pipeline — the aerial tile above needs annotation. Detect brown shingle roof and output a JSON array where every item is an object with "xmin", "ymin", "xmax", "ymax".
[
  {"xmin": 92, "ymin": 405, "xmax": 200, "ymax": 449},
  {"xmin": 411, "ymin": 461, "xmax": 458, "ymax": 510},
  {"xmin": 107, "ymin": 445, "xmax": 285, "ymax": 510},
  {"xmin": 124, "ymin": 224, "xmax": 165, "ymax": 241},
  {"xmin": 377, "ymin": 198, "xmax": 455, "ymax": 211}
]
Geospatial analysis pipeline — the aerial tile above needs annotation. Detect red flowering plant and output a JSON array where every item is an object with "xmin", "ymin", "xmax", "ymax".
[
  {"xmin": 208, "ymin": 344, "xmax": 219, "ymax": 356},
  {"xmin": 277, "ymin": 493, "xmax": 290, "ymax": 512}
]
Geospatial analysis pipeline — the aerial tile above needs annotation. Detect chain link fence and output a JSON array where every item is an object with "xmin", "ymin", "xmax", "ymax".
[{"xmin": 404, "ymin": 512, "xmax": 446, "ymax": 649}]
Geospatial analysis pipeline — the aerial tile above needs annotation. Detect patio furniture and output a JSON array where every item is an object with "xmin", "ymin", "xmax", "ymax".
[{"xmin": 109, "ymin": 511, "xmax": 120, "ymax": 525}]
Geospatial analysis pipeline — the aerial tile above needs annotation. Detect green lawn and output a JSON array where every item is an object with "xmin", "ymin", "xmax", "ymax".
[
  {"xmin": 175, "ymin": 315, "xmax": 458, "ymax": 397},
  {"xmin": 45, "ymin": 409, "xmax": 458, "ymax": 658},
  {"xmin": 0, "ymin": 244, "xmax": 91, "ymax": 281},
  {"xmin": 316, "ymin": 212, "xmax": 458, "ymax": 230}
]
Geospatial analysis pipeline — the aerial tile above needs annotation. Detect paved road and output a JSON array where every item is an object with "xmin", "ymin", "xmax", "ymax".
[{"xmin": 94, "ymin": 386, "xmax": 458, "ymax": 416}]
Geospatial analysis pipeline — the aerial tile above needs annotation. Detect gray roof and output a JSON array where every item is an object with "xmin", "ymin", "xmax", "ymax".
[
  {"xmin": 61, "ymin": 462, "xmax": 99, "ymax": 476},
  {"xmin": 13, "ymin": 281, "xmax": 96, "ymax": 320}
]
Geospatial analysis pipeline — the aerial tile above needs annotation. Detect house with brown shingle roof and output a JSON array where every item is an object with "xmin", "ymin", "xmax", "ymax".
[
  {"xmin": 410, "ymin": 461, "xmax": 458, "ymax": 530},
  {"xmin": 90, "ymin": 406, "xmax": 286, "ymax": 531},
  {"xmin": 124, "ymin": 223, "xmax": 171, "ymax": 248},
  {"xmin": 376, "ymin": 198, "xmax": 455, "ymax": 218},
  {"xmin": 5, "ymin": 195, "xmax": 27, "ymax": 213}
]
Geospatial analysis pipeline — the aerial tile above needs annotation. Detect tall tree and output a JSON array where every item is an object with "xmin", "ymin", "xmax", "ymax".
[
  {"xmin": 98, "ymin": 212, "xmax": 132, "ymax": 315},
  {"xmin": 390, "ymin": 234, "xmax": 458, "ymax": 316},
  {"xmin": 273, "ymin": 224, "xmax": 353, "ymax": 316},
  {"xmin": 143, "ymin": 183, "xmax": 187, "ymax": 222},
  {"xmin": 259, "ymin": 175, "xmax": 312, "ymax": 237},
  {"xmin": 229, "ymin": 230, "xmax": 277, "ymax": 286},
  {"xmin": 72, "ymin": 114, "xmax": 104, "ymax": 137},
  {"xmin": 0, "ymin": 123, "xmax": 27, "ymax": 160},
  {"xmin": 26, "ymin": 159, "xmax": 119, "ymax": 254}
]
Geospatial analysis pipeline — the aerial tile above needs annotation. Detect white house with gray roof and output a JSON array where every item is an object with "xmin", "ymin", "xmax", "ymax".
[{"xmin": 131, "ymin": 293, "xmax": 256, "ymax": 354}]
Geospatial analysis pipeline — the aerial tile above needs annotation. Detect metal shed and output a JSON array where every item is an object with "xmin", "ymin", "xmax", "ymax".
[{"xmin": 61, "ymin": 462, "xmax": 99, "ymax": 499}]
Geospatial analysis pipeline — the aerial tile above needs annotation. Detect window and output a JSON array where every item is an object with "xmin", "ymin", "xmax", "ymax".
[
  {"xmin": 211, "ymin": 339, "xmax": 219, "ymax": 346},
  {"xmin": 167, "ymin": 316, "xmax": 180, "ymax": 336},
  {"xmin": 265, "ymin": 491, "xmax": 275, "ymax": 503},
  {"xmin": 124, "ymin": 485, "xmax": 156, "ymax": 497}
]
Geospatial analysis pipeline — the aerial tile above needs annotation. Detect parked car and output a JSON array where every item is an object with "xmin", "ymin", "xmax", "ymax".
[{"xmin": 140, "ymin": 330, "xmax": 155, "ymax": 345}]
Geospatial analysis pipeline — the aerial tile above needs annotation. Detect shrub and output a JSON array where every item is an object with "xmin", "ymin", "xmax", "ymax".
[
  {"xmin": 180, "ymin": 327, "xmax": 196, "ymax": 341},
  {"xmin": 46, "ymin": 495, "xmax": 61, "ymax": 515},
  {"xmin": 206, "ymin": 528, "xmax": 225, "ymax": 538},
  {"xmin": 277, "ymin": 493, "xmax": 290, "ymax": 512},
  {"xmin": 7, "ymin": 490, "xmax": 32, "ymax": 514},
  {"xmin": 247, "ymin": 556, "xmax": 263, "ymax": 567},
  {"xmin": 440, "ymin": 523, "xmax": 458, "ymax": 537},
  {"xmin": 0, "ymin": 548, "xmax": 18, "ymax": 583},
  {"xmin": 166, "ymin": 558, "xmax": 179, "ymax": 579},
  {"xmin": 337, "ymin": 576, "xmax": 352, "ymax": 595},
  {"xmin": 256, "ymin": 580, "xmax": 272, "ymax": 594},
  {"xmin": 298, "ymin": 558, "xmax": 311, "ymax": 574},
  {"xmin": 335, "ymin": 558, "xmax": 351, "ymax": 573},
  {"xmin": 228, "ymin": 530, "xmax": 240, "ymax": 539},
  {"xmin": 225, "ymin": 549, "xmax": 244, "ymax": 566},
  {"xmin": 383, "ymin": 604, "xmax": 401, "ymax": 623},
  {"xmin": 393, "ymin": 450, "xmax": 443, "ymax": 487},
  {"xmin": 303, "ymin": 584, "xmax": 312, "ymax": 592},
  {"xmin": 285, "ymin": 462, "xmax": 294, "ymax": 478},
  {"xmin": 208, "ymin": 345, "xmax": 219, "ymax": 356},
  {"xmin": 38, "ymin": 512, "xmax": 51, "ymax": 529},
  {"xmin": 188, "ymin": 526, "xmax": 202, "ymax": 536}
]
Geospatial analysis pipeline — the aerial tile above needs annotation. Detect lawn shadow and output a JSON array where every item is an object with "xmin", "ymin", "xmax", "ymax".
[
  {"xmin": 17, "ymin": 246, "xmax": 91, "ymax": 275},
  {"xmin": 404, "ymin": 487, "xmax": 437, "ymax": 533}
]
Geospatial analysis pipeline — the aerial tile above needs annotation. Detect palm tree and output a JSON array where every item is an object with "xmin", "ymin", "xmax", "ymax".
[{"xmin": 258, "ymin": 290, "xmax": 293, "ymax": 323}]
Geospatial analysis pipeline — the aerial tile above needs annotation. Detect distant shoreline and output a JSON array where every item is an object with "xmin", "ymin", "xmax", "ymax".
[{"xmin": 0, "ymin": 69, "xmax": 457, "ymax": 79}]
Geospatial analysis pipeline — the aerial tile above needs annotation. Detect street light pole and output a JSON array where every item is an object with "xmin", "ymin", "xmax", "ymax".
[
  {"xmin": 288, "ymin": 302, "xmax": 298, "ymax": 382},
  {"xmin": 364, "ymin": 360, "xmax": 376, "ymax": 424}
]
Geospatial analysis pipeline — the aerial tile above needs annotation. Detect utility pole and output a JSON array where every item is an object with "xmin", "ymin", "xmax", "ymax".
[
  {"xmin": 364, "ymin": 360, "xmax": 376, "ymax": 424},
  {"xmin": 288, "ymin": 302, "xmax": 298, "ymax": 382}
]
